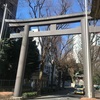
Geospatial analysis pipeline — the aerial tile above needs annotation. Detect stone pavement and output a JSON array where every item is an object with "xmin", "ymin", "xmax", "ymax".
[
  {"xmin": 28, "ymin": 88, "xmax": 100, "ymax": 100},
  {"xmin": 95, "ymin": 90, "xmax": 100, "ymax": 100},
  {"xmin": 28, "ymin": 87, "xmax": 81, "ymax": 100},
  {"xmin": 32, "ymin": 95, "xmax": 80, "ymax": 100}
]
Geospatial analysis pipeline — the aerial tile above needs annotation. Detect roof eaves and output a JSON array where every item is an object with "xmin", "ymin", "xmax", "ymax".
[{"xmin": 90, "ymin": 0, "xmax": 100, "ymax": 19}]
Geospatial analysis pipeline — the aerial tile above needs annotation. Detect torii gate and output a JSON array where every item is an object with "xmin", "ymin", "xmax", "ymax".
[{"xmin": 5, "ymin": 12, "xmax": 100, "ymax": 99}]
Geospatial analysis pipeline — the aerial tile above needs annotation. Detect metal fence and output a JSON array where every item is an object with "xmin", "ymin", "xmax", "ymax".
[
  {"xmin": 0, "ymin": 80, "xmax": 15, "ymax": 87},
  {"xmin": 0, "ymin": 79, "xmax": 48, "ymax": 92},
  {"xmin": 0, "ymin": 80, "xmax": 15, "ymax": 91}
]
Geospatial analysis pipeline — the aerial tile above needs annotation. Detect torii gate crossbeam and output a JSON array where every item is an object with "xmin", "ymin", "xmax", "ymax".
[
  {"xmin": 5, "ymin": 12, "xmax": 100, "ymax": 99},
  {"xmin": 9, "ymin": 26, "xmax": 100, "ymax": 38}
]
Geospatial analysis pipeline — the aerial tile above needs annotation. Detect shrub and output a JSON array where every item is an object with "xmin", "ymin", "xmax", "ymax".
[{"xmin": 22, "ymin": 92, "xmax": 37, "ymax": 98}]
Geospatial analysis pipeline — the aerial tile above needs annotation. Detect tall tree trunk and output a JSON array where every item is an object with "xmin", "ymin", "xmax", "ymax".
[
  {"xmin": 58, "ymin": 70, "xmax": 61, "ymax": 89},
  {"xmin": 37, "ymin": 62, "xmax": 44, "ymax": 95},
  {"xmin": 62, "ymin": 80, "xmax": 65, "ymax": 89},
  {"xmin": 51, "ymin": 63, "xmax": 54, "ymax": 89}
]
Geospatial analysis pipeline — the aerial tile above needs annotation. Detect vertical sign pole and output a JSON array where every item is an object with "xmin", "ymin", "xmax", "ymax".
[{"xmin": 14, "ymin": 25, "xmax": 29, "ymax": 97}]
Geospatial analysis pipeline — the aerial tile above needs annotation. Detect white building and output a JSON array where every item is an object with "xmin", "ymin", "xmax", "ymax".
[
  {"xmin": 96, "ymin": 33, "xmax": 100, "ymax": 46},
  {"xmin": 73, "ymin": 34, "xmax": 82, "ymax": 63},
  {"xmin": 73, "ymin": 33, "xmax": 100, "ymax": 63},
  {"xmin": 31, "ymin": 28, "xmax": 41, "ymax": 55}
]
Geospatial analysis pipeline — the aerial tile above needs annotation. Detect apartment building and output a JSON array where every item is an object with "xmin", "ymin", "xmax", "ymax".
[
  {"xmin": 73, "ymin": 33, "xmax": 100, "ymax": 63},
  {"xmin": 73, "ymin": 34, "xmax": 82, "ymax": 63},
  {"xmin": 0, "ymin": 0, "xmax": 18, "ymax": 28}
]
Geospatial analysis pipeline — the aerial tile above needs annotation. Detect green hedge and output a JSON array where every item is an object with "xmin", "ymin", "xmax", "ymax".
[{"xmin": 22, "ymin": 92, "xmax": 37, "ymax": 98}]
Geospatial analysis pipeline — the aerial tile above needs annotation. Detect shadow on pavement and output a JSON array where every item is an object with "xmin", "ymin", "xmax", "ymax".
[
  {"xmin": 36, "ymin": 95, "xmax": 68, "ymax": 99},
  {"xmin": 35, "ymin": 87, "xmax": 82, "ymax": 99},
  {"xmin": 31, "ymin": 88, "xmax": 100, "ymax": 100}
]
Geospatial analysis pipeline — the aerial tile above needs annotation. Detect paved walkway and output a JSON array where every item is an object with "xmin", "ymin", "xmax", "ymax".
[
  {"xmin": 28, "ymin": 87, "xmax": 82, "ymax": 100},
  {"xmin": 95, "ymin": 90, "xmax": 100, "ymax": 99},
  {"xmin": 28, "ymin": 88, "xmax": 100, "ymax": 100},
  {"xmin": 32, "ymin": 95, "xmax": 80, "ymax": 100}
]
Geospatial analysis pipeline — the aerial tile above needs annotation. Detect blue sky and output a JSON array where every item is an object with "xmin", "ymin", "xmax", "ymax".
[
  {"xmin": 72, "ymin": 0, "xmax": 82, "ymax": 13},
  {"xmin": 16, "ymin": 0, "xmax": 83, "ymax": 34},
  {"xmin": 16, "ymin": 0, "xmax": 82, "ymax": 38},
  {"xmin": 16, "ymin": 0, "xmax": 82, "ymax": 19}
]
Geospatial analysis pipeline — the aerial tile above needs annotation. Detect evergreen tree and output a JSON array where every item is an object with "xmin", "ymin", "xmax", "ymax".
[
  {"xmin": 0, "ymin": 38, "xmax": 39, "ymax": 79},
  {"xmin": 25, "ymin": 38, "xmax": 40, "ymax": 79}
]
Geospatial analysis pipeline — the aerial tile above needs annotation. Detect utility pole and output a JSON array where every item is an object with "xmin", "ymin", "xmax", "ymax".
[{"xmin": 0, "ymin": 4, "xmax": 7, "ymax": 40}]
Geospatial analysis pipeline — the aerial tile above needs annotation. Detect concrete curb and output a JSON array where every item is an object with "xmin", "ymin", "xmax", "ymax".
[
  {"xmin": 80, "ymin": 97, "xmax": 97, "ymax": 100},
  {"xmin": 9, "ymin": 96, "xmax": 24, "ymax": 100}
]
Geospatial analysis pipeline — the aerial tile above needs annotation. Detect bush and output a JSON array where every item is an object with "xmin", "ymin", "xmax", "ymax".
[{"xmin": 22, "ymin": 92, "xmax": 37, "ymax": 98}]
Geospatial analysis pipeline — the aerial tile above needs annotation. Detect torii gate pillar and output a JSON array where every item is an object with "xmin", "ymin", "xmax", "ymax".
[
  {"xmin": 13, "ymin": 25, "xmax": 29, "ymax": 97},
  {"xmin": 81, "ymin": 18, "xmax": 95, "ymax": 99}
]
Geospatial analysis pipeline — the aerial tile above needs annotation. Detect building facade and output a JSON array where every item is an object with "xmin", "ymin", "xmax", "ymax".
[
  {"xmin": 73, "ymin": 33, "xmax": 100, "ymax": 63},
  {"xmin": 0, "ymin": 0, "xmax": 18, "ymax": 29},
  {"xmin": 73, "ymin": 34, "xmax": 82, "ymax": 63}
]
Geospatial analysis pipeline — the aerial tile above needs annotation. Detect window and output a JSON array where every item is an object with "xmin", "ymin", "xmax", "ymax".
[{"xmin": 97, "ymin": 40, "xmax": 100, "ymax": 45}]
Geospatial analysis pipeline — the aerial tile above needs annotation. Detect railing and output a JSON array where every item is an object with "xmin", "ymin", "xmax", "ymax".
[
  {"xmin": 0, "ymin": 79, "xmax": 48, "ymax": 92},
  {"xmin": 0, "ymin": 80, "xmax": 15, "ymax": 87}
]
